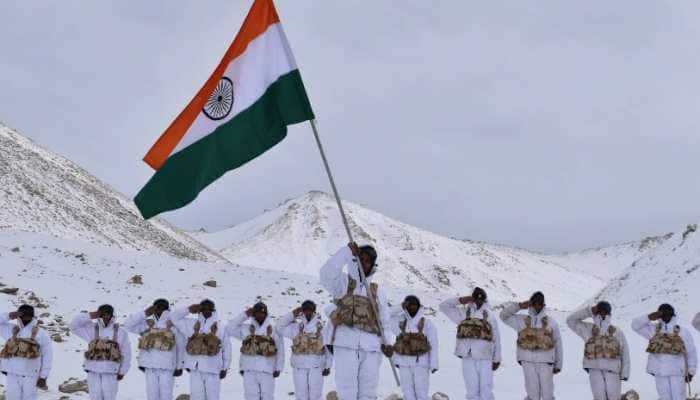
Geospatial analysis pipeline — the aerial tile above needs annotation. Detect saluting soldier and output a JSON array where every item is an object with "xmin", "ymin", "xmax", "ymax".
[
  {"xmin": 170, "ymin": 299, "xmax": 232, "ymax": 400},
  {"xmin": 500, "ymin": 292, "xmax": 563, "ymax": 400},
  {"xmin": 227, "ymin": 302, "xmax": 285, "ymax": 400},
  {"xmin": 124, "ymin": 299, "xmax": 185, "ymax": 400},
  {"xmin": 69, "ymin": 304, "xmax": 132, "ymax": 400},
  {"xmin": 319, "ymin": 242, "xmax": 395, "ymax": 400},
  {"xmin": 392, "ymin": 295, "xmax": 439, "ymax": 400},
  {"xmin": 277, "ymin": 300, "xmax": 332, "ymax": 400},
  {"xmin": 440, "ymin": 288, "xmax": 500, "ymax": 400},
  {"xmin": 0, "ymin": 305, "xmax": 53, "ymax": 400},
  {"xmin": 632, "ymin": 304, "xmax": 697, "ymax": 400},
  {"xmin": 567, "ymin": 301, "xmax": 630, "ymax": 400}
]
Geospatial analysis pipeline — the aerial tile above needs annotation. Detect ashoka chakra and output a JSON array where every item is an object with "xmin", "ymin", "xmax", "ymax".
[{"xmin": 203, "ymin": 77, "xmax": 234, "ymax": 121}]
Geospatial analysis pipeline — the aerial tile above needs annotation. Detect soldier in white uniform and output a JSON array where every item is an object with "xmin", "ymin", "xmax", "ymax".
[
  {"xmin": 632, "ymin": 303, "xmax": 697, "ymax": 400},
  {"xmin": 566, "ymin": 301, "xmax": 630, "ymax": 400},
  {"xmin": 391, "ymin": 295, "xmax": 439, "ymax": 400},
  {"xmin": 69, "ymin": 304, "xmax": 132, "ymax": 400},
  {"xmin": 0, "ymin": 305, "xmax": 53, "ymax": 400},
  {"xmin": 500, "ymin": 292, "xmax": 563, "ymax": 400},
  {"xmin": 277, "ymin": 300, "xmax": 332, "ymax": 400},
  {"xmin": 170, "ymin": 300, "xmax": 232, "ymax": 400},
  {"xmin": 693, "ymin": 312, "xmax": 700, "ymax": 333},
  {"xmin": 440, "ymin": 287, "xmax": 500, "ymax": 400},
  {"xmin": 227, "ymin": 302, "xmax": 285, "ymax": 400},
  {"xmin": 319, "ymin": 242, "xmax": 395, "ymax": 400},
  {"xmin": 124, "ymin": 299, "xmax": 185, "ymax": 400}
]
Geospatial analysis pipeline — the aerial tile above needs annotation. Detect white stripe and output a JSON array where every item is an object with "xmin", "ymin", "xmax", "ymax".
[{"xmin": 174, "ymin": 23, "xmax": 298, "ymax": 154}]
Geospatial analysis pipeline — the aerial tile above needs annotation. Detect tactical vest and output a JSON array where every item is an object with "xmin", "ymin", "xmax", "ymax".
[
  {"xmin": 0, "ymin": 325, "xmax": 41, "ymax": 359},
  {"xmin": 186, "ymin": 321, "xmax": 222, "ymax": 356},
  {"xmin": 138, "ymin": 319, "xmax": 176, "ymax": 352},
  {"xmin": 457, "ymin": 308, "xmax": 493, "ymax": 341},
  {"xmin": 646, "ymin": 324, "xmax": 685, "ymax": 355},
  {"xmin": 517, "ymin": 316, "xmax": 555, "ymax": 351},
  {"xmin": 330, "ymin": 277, "xmax": 380, "ymax": 338},
  {"xmin": 241, "ymin": 324, "xmax": 278, "ymax": 357},
  {"xmin": 394, "ymin": 317, "xmax": 431, "ymax": 356},
  {"xmin": 85, "ymin": 324, "xmax": 122, "ymax": 362},
  {"xmin": 584, "ymin": 325, "xmax": 621, "ymax": 359},
  {"xmin": 292, "ymin": 321, "xmax": 325, "ymax": 355}
]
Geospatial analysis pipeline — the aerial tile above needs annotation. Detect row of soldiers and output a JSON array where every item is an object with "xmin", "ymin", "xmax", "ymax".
[{"xmin": 0, "ymin": 243, "xmax": 698, "ymax": 400}]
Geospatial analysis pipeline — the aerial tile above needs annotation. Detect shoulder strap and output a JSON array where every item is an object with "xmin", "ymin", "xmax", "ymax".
[
  {"xmin": 483, "ymin": 310, "xmax": 489, "ymax": 320},
  {"xmin": 524, "ymin": 316, "xmax": 532, "ymax": 328},
  {"xmin": 249, "ymin": 324, "xmax": 255, "ymax": 335},
  {"xmin": 316, "ymin": 321, "xmax": 323, "ymax": 335},
  {"xmin": 31, "ymin": 325, "xmax": 39, "ymax": 339},
  {"xmin": 298, "ymin": 322, "xmax": 305, "ymax": 335},
  {"xmin": 607, "ymin": 325, "xmax": 616, "ymax": 336},
  {"xmin": 146, "ymin": 319, "xmax": 155, "ymax": 329},
  {"xmin": 267, "ymin": 325, "xmax": 273, "ymax": 337},
  {"xmin": 399, "ymin": 320, "xmax": 407, "ymax": 333},
  {"xmin": 94, "ymin": 324, "xmax": 100, "ymax": 340},
  {"xmin": 11, "ymin": 325, "xmax": 19, "ymax": 338},
  {"xmin": 370, "ymin": 282, "xmax": 379, "ymax": 299},
  {"xmin": 166, "ymin": 320, "xmax": 174, "ymax": 330},
  {"xmin": 542, "ymin": 316, "xmax": 549, "ymax": 329},
  {"xmin": 113, "ymin": 324, "xmax": 119, "ymax": 341},
  {"xmin": 655, "ymin": 323, "xmax": 662, "ymax": 334},
  {"xmin": 673, "ymin": 325, "xmax": 681, "ymax": 335},
  {"xmin": 347, "ymin": 277, "xmax": 357, "ymax": 294},
  {"xmin": 591, "ymin": 325, "xmax": 600, "ymax": 336},
  {"xmin": 466, "ymin": 307, "xmax": 471, "ymax": 319},
  {"xmin": 211, "ymin": 321, "xmax": 218, "ymax": 335},
  {"xmin": 193, "ymin": 321, "xmax": 201, "ymax": 335},
  {"xmin": 418, "ymin": 317, "xmax": 425, "ymax": 333}
]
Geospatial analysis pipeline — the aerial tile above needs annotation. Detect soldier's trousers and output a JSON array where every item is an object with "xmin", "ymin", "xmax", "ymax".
[
  {"xmin": 293, "ymin": 367, "xmax": 324, "ymax": 400},
  {"xmin": 462, "ymin": 357, "xmax": 494, "ymax": 400},
  {"xmin": 145, "ymin": 368, "xmax": 175, "ymax": 400},
  {"xmin": 5, "ymin": 373, "xmax": 38, "ymax": 400},
  {"xmin": 398, "ymin": 365, "xmax": 430, "ymax": 400},
  {"xmin": 588, "ymin": 369, "xmax": 620, "ymax": 400},
  {"xmin": 87, "ymin": 372, "xmax": 118, "ymax": 400},
  {"xmin": 521, "ymin": 361, "xmax": 554, "ymax": 400},
  {"xmin": 190, "ymin": 370, "xmax": 220, "ymax": 400},
  {"xmin": 243, "ymin": 370, "xmax": 274, "ymax": 400},
  {"xmin": 334, "ymin": 347, "xmax": 381, "ymax": 400},
  {"xmin": 655, "ymin": 375, "xmax": 686, "ymax": 400}
]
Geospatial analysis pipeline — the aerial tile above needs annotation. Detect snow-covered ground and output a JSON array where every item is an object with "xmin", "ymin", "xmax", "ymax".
[{"xmin": 1, "ymin": 230, "xmax": 696, "ymax": 400}]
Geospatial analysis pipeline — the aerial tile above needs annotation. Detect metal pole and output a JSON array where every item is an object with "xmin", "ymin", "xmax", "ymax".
[{"xmin": 310, "ymin": 119, "xmax": 401, "ymax": 387}]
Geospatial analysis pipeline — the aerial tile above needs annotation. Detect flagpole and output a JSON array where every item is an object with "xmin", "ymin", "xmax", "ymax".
[{"xmin": 309, "ymin": 119, "xmax": 401, "ymax": 387}]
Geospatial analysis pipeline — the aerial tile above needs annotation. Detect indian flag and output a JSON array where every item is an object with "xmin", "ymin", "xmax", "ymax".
[{"xmin": 135, "ymin": 0, "xmax": 314, "ymax": 219}]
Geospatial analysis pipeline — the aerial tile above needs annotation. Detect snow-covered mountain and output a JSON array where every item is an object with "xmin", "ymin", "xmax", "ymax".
[
  {"xmin": 196, "ymin": 191, "xmax": 604, "ymax": 309},
  {"xmin": 551, "ymin": 233, "xmax": 672, "ymax": 281},
  {"xmin": 0, "ymin": 122, "xmax": 223, "ymax": 262},
  {"xmin": 594, "ymin": 223, "xmax": 700, "ymax": 320}
]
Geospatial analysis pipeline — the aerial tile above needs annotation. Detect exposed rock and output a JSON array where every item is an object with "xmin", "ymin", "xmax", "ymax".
[
  {"xmin": 326, "ymin": 391, "xmax": 338, "ymax": 400},
  {"xmin": 0, "ymin": 287, "xmax": 19, "ymax": 295},
  {"xmin": 385, "ymin": 394, "xmax": 402, "ymax": 400},
  {"xmin": 51, "ymin": 333, "xmax": 64, "ymax": 342},
  {"xmin": 175, "ymin": 395, "xmax": 190, "ymax": 400},
  {"xmin": 127, "ymin": 275, "xmax": 144, "ymax": 285},
  {"xmin": 58, "ymin": 378, "xmax": 88, "ymax": 394},
  {"xmin": 203, "ymin": 280, "xmax": 217, "ymax": 288},
  {"xmin": 11, "ymin": 247, "xmax": 20, "ymax": 252},
  {"xmin": 432, "ymin": 392, "xmax": 449, "ymax": 400}
]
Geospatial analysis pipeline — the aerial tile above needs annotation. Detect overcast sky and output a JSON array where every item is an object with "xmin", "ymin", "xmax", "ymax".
[{"xmin": 2, "ymin": 1, "xmax": 700, "ymax": 253}]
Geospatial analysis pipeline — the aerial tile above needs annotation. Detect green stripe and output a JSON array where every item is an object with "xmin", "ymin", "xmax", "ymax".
[{"xmin": 135, "ymin": 70, "xmax": 314, "ymax": 219}]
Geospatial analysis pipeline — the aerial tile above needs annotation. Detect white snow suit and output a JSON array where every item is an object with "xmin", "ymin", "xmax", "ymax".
[
  {"xmin": 170, "ymin": 307, "xmax": 232, "ymax": 400},
  {"xmin": 227, "ymin": 312, "xmax": 286, "ymax": 400},
  {"xmin": 319, "ymin": 246, "xmax": 394, "ymax": 400},
  {"xmin": 440, "ymin": 299, "xmax": 500, "ymax": 400},
  {"xmin": 566, "ymin": 307, "xmax": 630, "ymax": 400},
  {"xmin": 0, "ymin": 312, "xmax": 53, "ymax": 400},
  {"xmin": 389, "ymin": 306, "xmax": 439, "ymax": 400},
  {"xmin": 500, "ymin": 303, "xmax": 563, "ymax": 400},
  {"xmin": 277, "ymin": 312, "xmax": 332, "ymax": 400},
  {"xmin": 631, "ymin": 314, "xmax": 697, "ymax": 400},
  {"xmin": 124, "ymin": 310, "xmax": 186, "ymax": 400},
  {"xmin": 69, "ymin": 313, "xmax": 132, "ymax": 400}
]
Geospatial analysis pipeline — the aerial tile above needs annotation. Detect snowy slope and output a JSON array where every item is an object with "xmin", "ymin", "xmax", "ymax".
[
  {"xmin": 594, "ymin": 223, "xmax": 700, "ymax": 320},
  {"xmin": 550, "ymin": 233, "xmax": 672, "ymax": 281},
  {"xmin": 0, "ymin": 122, "xmax": 223, "ymax": 262},
  {"xmin": 196, "ymin": 191, "xmax": 603, "ymax": 310}
]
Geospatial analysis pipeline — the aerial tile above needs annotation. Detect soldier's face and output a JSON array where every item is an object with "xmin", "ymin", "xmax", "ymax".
[
  {"xmin": 200, "ymin": 305, "xmax": 214, "ymax": 319},
  {"xmin": 100, "ymin": 312, "xmax": 113, "ymax": 326},
  {"xmin": 405, "ymin": 302, "xmax": 419, "ymax": 317},
  {"xmin": 19, "ymin": 311, "xmax": 34, "ymax": 326},
  {"xmin": 532, "ymin": 302, "xmax": 545, "ymax": 314},
  {"xmin": 302, "ymin": 309, "xmax": 315, "ymax": 321},
  {"xmin": 359, "ymin": 253, "xmax": 374, "ymax": 276},
  {"xmin": 254, "ymin": 311, "xmax": 267, "ymax": 325},
  {"xmin": 660, "ymin": 309, "xmax": 674, "ymax": 323}
]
